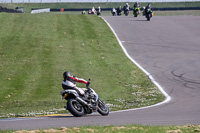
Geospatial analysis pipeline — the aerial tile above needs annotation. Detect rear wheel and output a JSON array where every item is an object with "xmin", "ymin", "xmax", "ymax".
[
  {"xmin": 97, "ymin": 99, "xmax": 109, "ymax": 116},
  {"xmin": 67, "ymin": 99, "xmax": 85, "ymax": 117}
]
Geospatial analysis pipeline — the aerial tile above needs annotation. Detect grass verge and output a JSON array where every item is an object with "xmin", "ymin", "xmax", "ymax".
[
  {"xmin": 1, "ymin": 125, "xmax": 200, "ymax": 133},
  {"xmin": 0, "ymin": 13, "xmax": 164, "ymax": 118}
]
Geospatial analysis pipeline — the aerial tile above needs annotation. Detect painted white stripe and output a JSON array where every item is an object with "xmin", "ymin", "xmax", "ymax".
[{"xmin": 101, "ymin": 16, "xmax": 171, "ymax": 113}]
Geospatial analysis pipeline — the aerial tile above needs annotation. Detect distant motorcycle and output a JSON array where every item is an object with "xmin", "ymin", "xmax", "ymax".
[
  {"xmin": 97, "ymin": 10, "xmax": 101, "ymax": 16},
  {"xmin": 146, "ymin": 8, "xmax": 153, "ymax": 21},
  {"xmin": 124, "ymin": 7, "xmax": 129, "ymax": 16},
  {"xmin": 111, "ymin": 8, "xmax": 116, "ymax": 16},
  {"xmin": 142, "ymin": 7, "xmax": 146, "ymax": 16},
  {"xmin": 97, "ymin": 8, "xmax": 101, "ymax": 16},
  {"xmin": 61, "ymin": 79, "xmax": 109, "ymax": 117},
  {"xmin": 133, "ymin": 7, "xmax": 140, "ymax": 17},
  {"xmin": 116, "ymin": 7, "xmax": 122, "ymax": 16}
]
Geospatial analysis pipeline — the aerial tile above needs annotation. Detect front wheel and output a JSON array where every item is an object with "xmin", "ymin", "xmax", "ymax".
[
  {"xmin": 125, "ymin": 10, "xmax": 129, "ymax": 16},
  {"xmin": 134, "ymin": 11, "xmax": 138, "ymax": 17},
  {"xmin": 97, "ymin": 99, "xmax": 109, "ymax": 116},
  {"xmin": 67, "ymin": 99, "xmax": 85, "ymax": 117},
  {"xmin": 134, "ymin": 13, "xmax": 138, "ymax": 17},
  {"xmin": 146, "ymin": 14, "xmax": 151, "ymax": 21}
]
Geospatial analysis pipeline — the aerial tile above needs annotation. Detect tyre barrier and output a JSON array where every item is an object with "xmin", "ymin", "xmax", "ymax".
[{"xmin": 0, "ymin": 6, "xmax": 23, "ymax": 13}]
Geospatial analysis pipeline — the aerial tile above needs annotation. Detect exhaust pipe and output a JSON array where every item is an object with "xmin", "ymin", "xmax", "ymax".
[{"xmin": 76, "ymin": 97, "xmax": 87, "ymax": 105}]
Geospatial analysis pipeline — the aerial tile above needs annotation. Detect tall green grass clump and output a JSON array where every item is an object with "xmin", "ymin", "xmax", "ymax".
[{"xmin": 0, "ymin": 13, "xmax": 164, "ymax": 118}]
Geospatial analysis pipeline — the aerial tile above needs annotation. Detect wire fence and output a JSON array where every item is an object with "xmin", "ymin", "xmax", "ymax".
[{"xmin": 1, "ymin": 0, "xmax": 200, "ymax": 3}]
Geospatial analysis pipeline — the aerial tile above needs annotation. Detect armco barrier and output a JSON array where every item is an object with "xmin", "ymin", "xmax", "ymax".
[{"xmin": 31, "ymin": 8, "xmax": 50, "ymax": 14}]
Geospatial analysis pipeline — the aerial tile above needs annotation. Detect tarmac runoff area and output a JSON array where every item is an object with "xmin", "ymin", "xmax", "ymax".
[{"xmin": 0, "ymin": 16, "xmax": 200, "ymax": 130}]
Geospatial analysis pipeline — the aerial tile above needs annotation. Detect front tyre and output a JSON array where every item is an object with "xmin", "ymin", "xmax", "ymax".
[
  {"xmin": 146, "ymin": 14, "xmax": 150, "ymax": 21},
  {"xmin": 134, "ymin": 11, "xmax": 138, "ymax": 17},
  {"xmin": 97, "ymin": 99, "xmax": 109, "ymax": 116},
  {"xmin": 67, "ymin": 99, "xmax": 85, "ymax": 117}
]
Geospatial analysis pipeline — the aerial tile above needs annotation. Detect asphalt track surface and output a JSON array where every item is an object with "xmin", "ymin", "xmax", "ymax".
[{"xmin": 1, "ymin": 16, "xmax": 200, "ymax": 130}]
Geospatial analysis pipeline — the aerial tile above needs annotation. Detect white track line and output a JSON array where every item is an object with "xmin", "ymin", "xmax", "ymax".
[{"xmin": 101, "ymin": 17, "xmax": 171, "ymax": 113}]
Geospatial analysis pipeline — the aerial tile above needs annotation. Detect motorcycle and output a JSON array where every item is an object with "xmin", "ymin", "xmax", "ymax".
[
  {"xmin": 61, "ymin": 79, "xmax": 109, "ymax": 117},
  {"xmin": 124, "ymin": 8, "xmax": 129, "ymax": 16},
  {"xmin": 97, "ymin": 8, "xmax": 101, "ymax": 16},
  {"xmin": 146, "ymin": 8, "xmax": 153, "ymax": 21},
  {"xmin": 142, "ymin": 7, "xmax": 146, "ymax": 16},
  {"xmin": 133, "ymin": 7, "xmax": 140, "ymax": 17},
  {"xmin": 116, "ymin": 8, "xmax": 122, "ymax": 16},
  {"xmin": 111, "ymin": 8, "xmax": 116, "ymax": 16},
  {"xmin": 97, "ymin": 11, "xmax": 101, "ymax": 16}
]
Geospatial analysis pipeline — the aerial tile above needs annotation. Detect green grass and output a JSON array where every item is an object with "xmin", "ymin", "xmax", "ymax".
[
  {"xmin": 0, "ymin": 13, "xmax": 164, "ymax": 118},
  {"xmin": 1, "ymin": 1, "xmax": 200, "ymax": 13},
  {"xmin": 1, "ymin": 125, "xmax": 200, "ymax": 133}
]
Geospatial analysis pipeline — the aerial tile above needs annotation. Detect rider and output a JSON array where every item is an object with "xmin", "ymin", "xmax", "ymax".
[
  {"xmin": 62, "ymin": 71, "xmax": 97, "ymax": 110},
  {"xmin": 133, "ymin": 2, "xmax": 140, "ymax": 14},
  {"xmin": 133, "ymin": 2, "xmax": 140, "ymax": 8},
  {"xmin": 111, "ymin": 8, "xmax": 116, "ymax": 16},
  {"xmin": 91, "ymin": 7, "xmax": 96, "ymax": 14},
  {"xmin": 98, "ymin": 6, "xmax": 101, "ymax": 12},
  {"xmin": 97, "ymin": 6, "xmax": 101, "ymax": 15},
  {"xmin": 62, "ymin": 71, "xmax": 87, "ymax": 95},
  {"xmin": 116, "ymin": 6, "xmax": 122, "ymax": 16},
  {"xmin": 145, "ymin": 3, "xmax": 152, "ymax": 14},
  {"xmin": 124, "ymin": 3, "xmax": 130, "ymax": 11}
]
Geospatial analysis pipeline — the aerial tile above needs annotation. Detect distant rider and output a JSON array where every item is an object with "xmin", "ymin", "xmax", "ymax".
[
  {"xmin": 133, "ymin": 2, "xmax": 140, "ymax": 14},
  {"xmin": 133, "ymin": 2, "xmax": 140, "ymax": 8},
  {"xmin": 82, "ymin": 10, "xmax": 86, "ymax": 14},
  {"xmin": 97, "ymin": 6, "xmax": 101, "ymax": 15},
  {"xmin": 111, "ymin": 8, "xmax": 116, "ymax": 16},
  {"xmin": 143, "ymin": 6, "xmax": 146, "ymax": 16},
  {"xmin": 92, "ymin": 7, "xmax": 96, "ymax": 14},
  {"xmin": 62, "ymin": 71, "xmax": 87, "ymax": 95},
  {"xmin": 145, "ymin": 3, "xmax": 151, "ymax": 14},
  {"xmin": 116, "ymin": 6, "xmax": 122, "ymax": 16},
  {"xmin": 124, "ymin": 3, "xmax": 130, "ymax": 11}
]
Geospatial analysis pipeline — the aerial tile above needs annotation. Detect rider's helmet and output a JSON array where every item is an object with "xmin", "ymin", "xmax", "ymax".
[
  {"xmin": 148, "ymin": 3, "xmax": 151, "ymax": 8},
  {"xmin": 126, "ymin": 3, "xmax": 128, "ymax": 6},
  {"xmin": 63, "ymin": 71, "xmax": 72, "ymax": 80}
]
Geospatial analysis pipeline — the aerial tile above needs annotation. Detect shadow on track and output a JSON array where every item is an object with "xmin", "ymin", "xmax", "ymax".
[
  {"xmin": 131, "ymin": 19, "xmax": 147, "ymax": 21},
  {"xmin": 46, "ymin": 113, "xmax": 101, "ymax": 119}
]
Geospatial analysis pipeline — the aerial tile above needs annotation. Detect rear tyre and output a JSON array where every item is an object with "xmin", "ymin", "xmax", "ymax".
[
  {"xmin": 97, "ymin": 99, "xmax": 109, "ymax": 116},
  {"xmin": 67, "ymin": 99, "xmax": 85, "ymax": 117}
]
